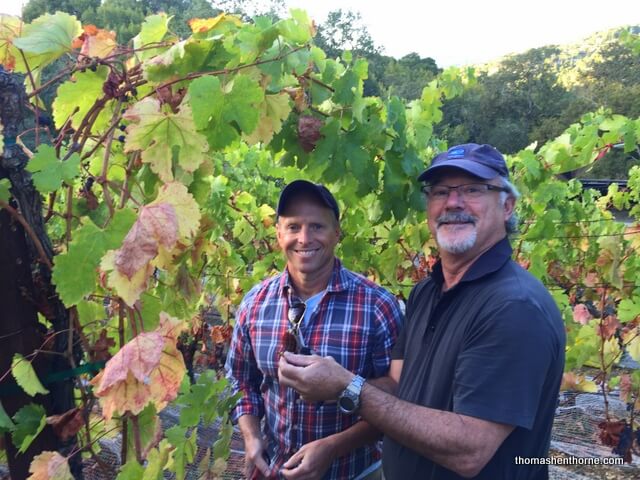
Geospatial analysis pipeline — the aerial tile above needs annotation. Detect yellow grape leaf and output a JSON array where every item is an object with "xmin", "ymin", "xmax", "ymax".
[
  {"xmin": 560, "ymin": 372, "xmax": 598, "ymax": 393},
  {"xmin": 188, "ymin": 14, "xmax": 242, "ymax": 33},
  {"xmin": 0, "ymin": 14, "xmax": 23, "ymax": 70},
  {"xmin": 623, "ymin": 329, "xmax": 640, "ymax": 363},
  {"xmin": 603, "ymin": 337, "xmax": 622, "ymax": 367},
  {"xmin": 101, "ymin": 249, "xmax": 154, "ymax": 307},
  {"xmin": 152, "ymin": 182, "xmax": 201, "ymax": 239},
  {"xmin": 78, "ymin": 25, "xmax": 116, "ymax": 59},
  {"xmin": 157, "ymin": 311, "xmax": 188, "ymax": 342},
  {"xmin": 27, "ymin": 451, "xmax": 73, "ymax": 480},
  {"xmin": 243, "ymin": 93, "xmax": 292, "ymax": 145},
  {"xmin": 90, "ymin": 314, "xmax": 186, "ymax": 419},
  {"xmin": 124, "ymin": 98, "xmax": 209, "ymax": 182}
]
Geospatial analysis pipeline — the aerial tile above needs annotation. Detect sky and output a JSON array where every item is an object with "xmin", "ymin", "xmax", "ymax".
[{"xmin": 2, "ymin": 0, "xmax": 639, "ymax": 66}]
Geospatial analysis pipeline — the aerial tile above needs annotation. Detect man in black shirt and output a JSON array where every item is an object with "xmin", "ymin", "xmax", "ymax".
[{"xmin": 278, "ymin": 143, "xmax": 566, "ymax": 479}]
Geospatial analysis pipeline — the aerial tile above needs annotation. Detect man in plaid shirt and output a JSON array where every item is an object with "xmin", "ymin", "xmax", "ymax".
[{"xmin": 226, "ymin": 180, "xmax": 403, "ymax": 479}]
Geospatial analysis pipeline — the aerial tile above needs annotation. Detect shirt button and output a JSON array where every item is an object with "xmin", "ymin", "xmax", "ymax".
[
  {"xmin": 292, "ymin": 424, "xmax": 298, "ymax": 430},
  {"xmin": 296, "ymin": 398, "xmax": 302, "ymax": 404}
]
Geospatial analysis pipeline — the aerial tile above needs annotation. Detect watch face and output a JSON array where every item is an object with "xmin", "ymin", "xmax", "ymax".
[{"xmin": 339, "ymin": 397, "xmax": 356, "ymax": 412}]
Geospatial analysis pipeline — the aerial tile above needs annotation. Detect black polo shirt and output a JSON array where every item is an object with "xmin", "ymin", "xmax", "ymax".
[{"xmin": 382, "ymin": 237, "xmax": 565, "ymax": 480}]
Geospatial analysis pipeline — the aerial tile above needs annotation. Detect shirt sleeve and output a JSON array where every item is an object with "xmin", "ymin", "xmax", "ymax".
[
  {"xmin": 371, "ymin": 292, "xmax": 404, "ymax": 377},
  {"xmin": 224, "ymin": 294, "xmax": 265, "ymax": 422},
  {"xmin": 452, "ymin": 299, "xmax": 562, "ymax": 429}
]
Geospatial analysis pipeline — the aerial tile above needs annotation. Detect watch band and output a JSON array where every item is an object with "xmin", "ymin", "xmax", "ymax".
[
  {"xmin": 347, "ymin": 375, "xmax": 366, "ymax": 395},
  {"xmin": 338, "ymin": 375, "xmax": 366, "ymax": 414}
]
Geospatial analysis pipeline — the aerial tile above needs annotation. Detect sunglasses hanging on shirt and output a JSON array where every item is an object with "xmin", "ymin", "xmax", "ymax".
[{"xmin": 282, "ymin": 291, "xmax": 313, "ymax": 355}]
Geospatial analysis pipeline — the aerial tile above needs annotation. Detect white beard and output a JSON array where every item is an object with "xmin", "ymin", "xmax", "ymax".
[{"xmin": 436, "ymin": 225, "xmax": 477, "ymax": 254}]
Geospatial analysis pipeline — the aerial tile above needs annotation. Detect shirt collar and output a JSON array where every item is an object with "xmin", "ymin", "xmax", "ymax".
[
  {"xmin": 279, "ymin": 258, "xmax": 351, "ymax": 296},
  {"xmin": 431, "ymin": 237, "xmax": 512, "ymax": 288}
]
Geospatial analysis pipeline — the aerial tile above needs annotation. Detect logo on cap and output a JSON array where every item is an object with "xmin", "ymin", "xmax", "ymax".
[{"xmin": 447, "ymin": 148, "xmax": 466, "ymax": 159}]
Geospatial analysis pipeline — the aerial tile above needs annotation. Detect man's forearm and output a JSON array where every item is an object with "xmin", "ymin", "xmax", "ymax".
[
  {"xmin": 238, "ymin": 414, "xmax": 262, "ymax": 443},
  {"xmin": 322, "ymin": 420, "xmax": 382, "ymax": 459},
  {"xmin": 368, "ymin": 375, "xmax": 398, "ymax": 394},
  {"xmin": 357, "ymin": 383, "xmax": 512, "ymax": 478}
]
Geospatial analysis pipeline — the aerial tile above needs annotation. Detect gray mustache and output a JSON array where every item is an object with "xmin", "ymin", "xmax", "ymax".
[{"xmin": 437, "ymin": 213, "xmax": 477, "ymax": 226}]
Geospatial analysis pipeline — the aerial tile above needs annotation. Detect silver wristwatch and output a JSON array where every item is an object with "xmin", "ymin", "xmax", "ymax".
[{"xmin": 338, "ymin": 375, "xmax": 365, "ymax": 414}]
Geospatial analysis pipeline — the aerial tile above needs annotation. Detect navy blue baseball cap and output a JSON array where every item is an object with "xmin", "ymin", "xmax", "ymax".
[
  {"xmin": 418, "ymin": 143, "xmax": 509, "ymax": 183},
  {"xmin": 277, "ymin": 180, "xmax": 340, "ymax": 221}
]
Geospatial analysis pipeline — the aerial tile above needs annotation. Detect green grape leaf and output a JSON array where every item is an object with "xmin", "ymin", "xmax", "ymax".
[
  {"xmin": 618, "ymin": 298, "xmax": 640, "ymax": 324},
  {"xmin": 52, "ymin": 209, "xmax": 136, "ymax": 306},
  {"xmin": 333, "ymin": 70, "xmax": 360, "ymax": 105},
  {"xmin": 12, "ymin": 12, "xmax": 81, "ymax": 71},
  {"xmin": 25, "ymin": 145, "xmax": 81, "ymax": 193},
  {"xmin": 277, "ymin": 9, "xmax": 313, "ymax": 44},
  {"xmin": 115, "ymin": 460, "xmax": 145, "ymax": 480},
  {"xmin": 135, "ymin": 14, "xmax": 169, "ymax": 47},
  {"xmin": 166, "ymin": 425, "xmax": 196, "ymax": 480},
  {"xmin": 213, "ymin": 420, "xmax": 233, "ymax": 460},
  {"xmin": 12, "ymin": 403, "xmax": 47, "ymax": 454},
  {"xmin": 243, "ymin": 93, "xmax": 292, "ymax": 145},
  {"xmin": 124, "ymin": 98, "xmax": 209, "ymax": 182},
  {"xmin": 189, "ymin": 76, "xmax": 224, "ymax": 131},
  {"xmin": 11, "ymin": 354, "xmax": 49, "ymax": 396},
  {"xmin": 0, "ymin": 178, "xmax": 11, "ymax": 202},
  {"xmin": 76, "ymin": 300, "xmax": 105, "ymax": 329},
  {"xmin": 224, "ymin": 74, "xmax": 264, "ymax": 133},
  {"xmin": 0, "ymin": 400, "xmax": 16, "ymax": 433},
  {"xmin": 52, "ymin": 66, "xmax": 109, "ymax": 129},
  {"xmin": 599, "ymin": 114, "xmax": 628, "ymax": 132},
  {"xmin": 141, "ymin": 439, "xmax": 172, "ymax": 480},
  {"xmin": 125, "ymin": 405, "xmax": 160, "ymax": 464},
  {"xmin": 189, "ymin": 74, "xmax": 264, "ymax": 149}
]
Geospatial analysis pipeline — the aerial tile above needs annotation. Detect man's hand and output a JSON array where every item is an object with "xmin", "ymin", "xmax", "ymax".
[
  {"xmin": 278, "ymin": 352, "xmax": 354, "ymax": 401},
  {"xmin": 244, "ymin": 435, "xmax": 272, "ymax": 479},
  {"xmin": 281, "ymin": 437, "xmax": 336, "ymax": 480}
]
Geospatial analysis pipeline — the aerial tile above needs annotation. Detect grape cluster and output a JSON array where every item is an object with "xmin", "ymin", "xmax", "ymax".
[{"xmin": 297, "ymin": 115, "xmax": 323, "ymax": 152}]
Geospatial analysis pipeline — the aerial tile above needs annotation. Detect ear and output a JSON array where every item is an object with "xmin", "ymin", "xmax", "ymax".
[{"xmin": 503, "ymin": 195, "xmax": 515, "ymax": 220}]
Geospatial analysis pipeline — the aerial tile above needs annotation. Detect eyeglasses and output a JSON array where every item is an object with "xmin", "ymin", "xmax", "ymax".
[
  {"xmin": 421, "ymin": 183, "xmax": 509, "ymax": 203},
  {"xmin": 282, "ymin": 299, "xmax": 312, "ymax": 355}
]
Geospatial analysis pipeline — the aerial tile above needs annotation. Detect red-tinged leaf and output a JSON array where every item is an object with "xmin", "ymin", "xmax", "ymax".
[
  {"xmin": 211, "ymin": 325, "xmax": 232, "ymax": 344},
  {"xmin": 27, "ymin": 451, "xmax": 73, "ymax": 480},
  {"xmin": 596, "ymin": 315, "xmax": 620, "ymax": 339},
  {"xmin": 46, "ymin": 408, "xmax": 83, "ymax": 441},
  {"xmin": 0, "ymin": 15, "xmax": 23, "ymax": 71},
  {"xmin": 97, "ymin": 332, "xmax": 165, "ymax": 390},
  {"xmin": 584, "ymin": 271, "xmax": 599, "ymax": 287},
  {"xmin": 90, "ymin": 313, "xmax": 186, "ymax": 419},
  {"xmin": 114, "ymin": 203, "xmax": 178, "ymax": 279},
  {"xmin": 157, "ymin": 312, "xmax": 188, "ymax": 343},
  {"xmin": 101, "ymin": 182, "xmax": 200, "ymax": 306},
  {"xmin": 572, "ymin": 304, "xmax": 592, "ymax": 325}
]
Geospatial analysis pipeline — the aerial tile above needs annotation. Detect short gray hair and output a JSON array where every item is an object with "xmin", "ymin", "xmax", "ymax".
[{"xmin": 498, "ymin": 176, "xmax": 520, "ymax": 234}]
